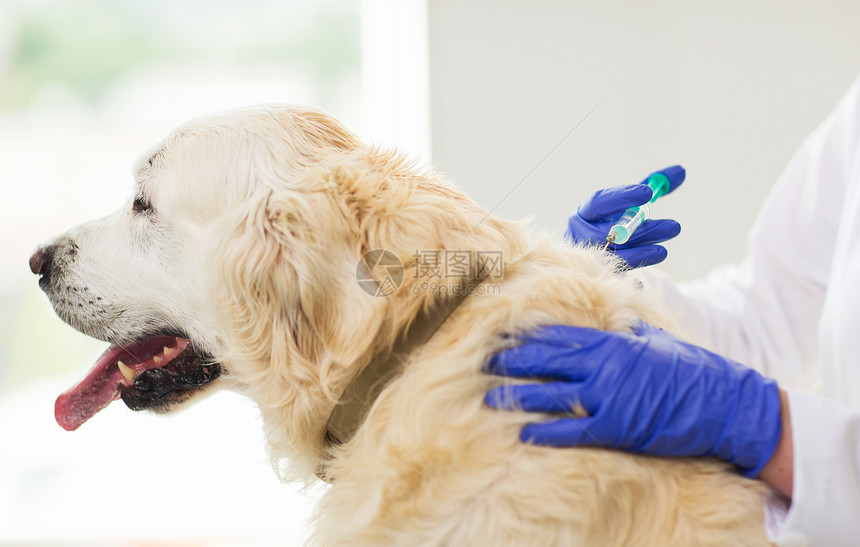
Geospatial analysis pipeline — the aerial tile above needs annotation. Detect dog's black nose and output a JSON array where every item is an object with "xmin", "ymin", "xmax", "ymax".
[{"xmin": 29, "ymin": 245, "xmax": 54, "ymax": 276}]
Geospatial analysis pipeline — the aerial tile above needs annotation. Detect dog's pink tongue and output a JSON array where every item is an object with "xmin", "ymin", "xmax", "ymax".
[{"xmin": 55, "ymin": 345, "xmax": 126, "ymax": 431}]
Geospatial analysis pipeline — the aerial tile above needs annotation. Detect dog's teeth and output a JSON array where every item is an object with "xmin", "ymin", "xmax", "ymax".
[
  {"xmin": 163, "ymin": 346, "xmax": 171, "ymax": 355},
  {"xmin": 117, "ymin": 360, "xmax": 138, "ymax": 383},
  {"xmin": 153, "ymin": 355, "xmax": 162, "ymax": 364}
]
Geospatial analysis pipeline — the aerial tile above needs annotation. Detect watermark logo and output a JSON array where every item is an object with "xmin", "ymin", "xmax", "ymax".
[
  {"xmin": 412, "ymin": 250, "xmax": 503, "ymax": 279},
  {"xmin": 356, "ymin": 249, "xmax": 404, "ymax": 297},
  {"xmin": 357, "ymin": 249, "xmax": 504, "ymax": 297}
]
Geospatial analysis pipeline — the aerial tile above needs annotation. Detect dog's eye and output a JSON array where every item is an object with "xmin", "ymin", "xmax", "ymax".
[{"xmin": 132, "ymin": 196, "xmax": 152, "ymax": 214}]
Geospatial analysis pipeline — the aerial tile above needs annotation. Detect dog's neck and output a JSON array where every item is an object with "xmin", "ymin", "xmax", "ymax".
[{"xmin": 317, "ymin": 287, "xmax": 475, "ymax": 482}]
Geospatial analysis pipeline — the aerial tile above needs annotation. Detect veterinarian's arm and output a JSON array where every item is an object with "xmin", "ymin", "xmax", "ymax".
[
  {"xmin": 633, "ymin": 77, "xmax": 860, "ymax": 390},
  {"xmin": 565, "ymin": 166, "xmax": 684, "ymax": 267},
  {"xmin": 484, "ymin": 323, "xmax": 782, "ymax": 478},
  {"xmin": 486, "ymin": 325, "xmax": 860, "ymax": 544},
  {"xmin": 757, "ymin": 389, "xmax": 793, "ymax": 497},
  {"xmin": 762, "ymin": 387, "xmax": 860, "ymax": 544}
]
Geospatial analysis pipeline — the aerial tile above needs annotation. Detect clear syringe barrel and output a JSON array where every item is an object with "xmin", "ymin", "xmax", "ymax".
[{"xmin": 608, "ymin": 203, "xmax": 650, "ymax": 245}]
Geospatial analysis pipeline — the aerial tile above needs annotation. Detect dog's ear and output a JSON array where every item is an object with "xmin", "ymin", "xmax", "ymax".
[
  {"xmin": 212, "ymin": 180, "xmax": 393, "ymax": 477},
  {"xmin": 213, "ymin": 179, "xmax": 387, "ymax": 399}
]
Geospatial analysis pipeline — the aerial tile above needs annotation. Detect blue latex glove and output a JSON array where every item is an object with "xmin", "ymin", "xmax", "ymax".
[
  {"xmin": 566, "ymin": 166, "xmax": 685, "ymax": 267},
  {"xmin": 484, "ymin": 322, "xmax": 782, "ymax": 478}
]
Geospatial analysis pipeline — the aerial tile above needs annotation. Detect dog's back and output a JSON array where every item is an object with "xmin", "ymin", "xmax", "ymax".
[{"xmin": 310, "ymin": 237, "xmax": 772, "ymax": 546}]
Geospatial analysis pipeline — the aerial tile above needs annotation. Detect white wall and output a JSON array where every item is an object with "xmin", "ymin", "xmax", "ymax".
[{"xmin": 427, "ymin": 1, "xmax": 860, "ymax": 281}]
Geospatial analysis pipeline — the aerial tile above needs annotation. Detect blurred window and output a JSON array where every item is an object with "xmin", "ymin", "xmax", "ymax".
[{"xmin": 0, "ymin": 1, "xmax": 366, "ymax": 543}]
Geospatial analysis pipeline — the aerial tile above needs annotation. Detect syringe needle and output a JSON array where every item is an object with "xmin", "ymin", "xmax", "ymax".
[{"xmin": 603, "ymin": 234, "xmax": 615, "ymax": 252}]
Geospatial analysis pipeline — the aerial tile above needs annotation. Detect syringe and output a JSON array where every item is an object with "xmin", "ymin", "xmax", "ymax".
[{"xmin": 603, "ymin": 167, "xmax": 684, "ymax": 251}]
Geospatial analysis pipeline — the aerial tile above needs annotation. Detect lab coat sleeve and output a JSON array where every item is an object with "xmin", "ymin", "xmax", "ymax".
[
  {"xmin": 765, "ymin": 389, "xmax": 860, "ymax": 546},
  {"xmin": 637, "ymin": 76, "xmax": 860, "ymax": 389}
]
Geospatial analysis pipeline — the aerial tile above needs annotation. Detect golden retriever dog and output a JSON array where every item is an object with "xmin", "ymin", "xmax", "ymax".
[{"xmin": 30, "ymin": 106, "xmax": 773, "ymax": 545}]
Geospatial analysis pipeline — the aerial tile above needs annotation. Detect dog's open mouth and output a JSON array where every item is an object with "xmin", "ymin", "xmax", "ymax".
[{"xmin": 55, "ymin": 334, "xmax": 221, "ymax": 431}]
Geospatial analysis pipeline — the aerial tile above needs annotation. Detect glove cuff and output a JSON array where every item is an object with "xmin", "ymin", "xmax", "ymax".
[{"xmin": 720, "ymin": 372, "xmax": 783, "ymax": 478}]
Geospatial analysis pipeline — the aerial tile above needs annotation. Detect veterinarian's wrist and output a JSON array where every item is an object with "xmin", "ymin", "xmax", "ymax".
[{"xmin": 757, "ymin": 389, "xmax": 794, "ymax": 497}]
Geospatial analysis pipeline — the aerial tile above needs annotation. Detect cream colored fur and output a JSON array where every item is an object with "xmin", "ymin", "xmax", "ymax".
[
  {"xmin": 44, "ymin": 105, "xmax": 773, "ymax": 545},
  {"xmin": 202, "ymin": 108, "xmax": 773, "ymax": 546}
]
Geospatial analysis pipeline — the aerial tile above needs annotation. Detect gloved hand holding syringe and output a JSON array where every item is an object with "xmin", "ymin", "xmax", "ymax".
[{"xmin": 565, "ymin": 165, "xmax": 685, "ymax": 267}]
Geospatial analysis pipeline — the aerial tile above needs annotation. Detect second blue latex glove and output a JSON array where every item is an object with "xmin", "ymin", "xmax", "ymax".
[
  {"xmin": 484, "ymin": 322, "xmax": 782, "ymax": 478},
  {"xmin": 566, "ymin": 166, "xmax": 685, "ymax": 267}
]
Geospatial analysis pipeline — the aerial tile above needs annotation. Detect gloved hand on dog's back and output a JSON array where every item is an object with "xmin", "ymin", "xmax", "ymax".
[
  {"xmin": 566, "ymin": 165, "xmax": 685, "ymax": 267},
  {"xmin": 484, "ymin": 322, "xmax": 783, "ymax": 478}
]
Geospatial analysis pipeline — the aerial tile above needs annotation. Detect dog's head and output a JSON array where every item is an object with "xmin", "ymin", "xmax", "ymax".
[{"xmin": 32, "ymin": 105, "xmax": 523, "ymax": 477}]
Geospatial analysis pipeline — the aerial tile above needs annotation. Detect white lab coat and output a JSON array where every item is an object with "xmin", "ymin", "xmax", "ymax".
[{"xmin": 638, "ymin": 75, "xmax": 860, "ymax": 546}]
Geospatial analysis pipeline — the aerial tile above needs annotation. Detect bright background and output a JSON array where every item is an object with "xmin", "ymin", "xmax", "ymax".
[
  {"xmin": 0, "ymin": 0, "xmax": 369, "ymax": 544},
  {"xmin": 2, "ymin": 0, "xmax": 860, "ymax": 544}
]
